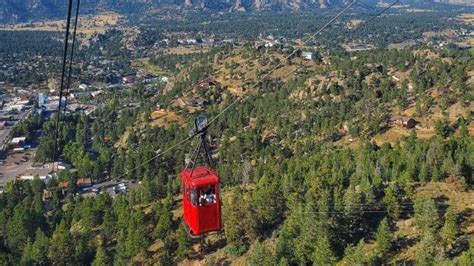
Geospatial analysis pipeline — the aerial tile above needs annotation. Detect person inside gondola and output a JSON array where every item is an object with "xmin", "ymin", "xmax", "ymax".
[
  {"xmin": 199, "ymin": 192, "xmax": 207, "ymax": 205},
  {"xmin": 209, "ymin": 191, "xmax": 216, "ymax": 203},
  {"xmin": 199, "ymin": 186, "xmax": 216, "ymax": 205},
  {"xmin": 191, "ymin": 189, "xmax": 198, "ymax": 206}
]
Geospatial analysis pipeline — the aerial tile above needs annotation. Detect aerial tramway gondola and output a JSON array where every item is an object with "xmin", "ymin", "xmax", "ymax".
[{"xmin": 180, "ymin": 116, "xmax": 222, "ymax": 238}]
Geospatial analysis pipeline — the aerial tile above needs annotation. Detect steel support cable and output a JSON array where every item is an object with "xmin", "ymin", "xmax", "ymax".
[
  {"xmin": 208, "ymin": 0, "xmax": 401, "ymax": 127},
  {"xmin": 52, "ymin": 0, "xmax": 74, "ymax": 172},
  {"xmin": 63, "ymin": 0, "xmax": 81, "ymax": 116},
  {"xmin": 207, "ymin": 0, "xmax": 358, "ymax": 126},
  {"xmin": 114, "ymin": 133, "xmax": 198, "ymax": 180},
  {"xmin": 114, "ymin": 0, "xmax": 400, "ymax": 180},
  {"xmin": 185, "ymin": 137, "xmax": 203, "ymax": 170},
  {"xmin": 112, "ymin": 2, "xmax": 356, "ymax": 180}
]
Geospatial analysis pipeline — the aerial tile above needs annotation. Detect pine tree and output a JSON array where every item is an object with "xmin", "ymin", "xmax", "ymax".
[
  {"xmin": 126, "ymin": 210, "xmax": 148, "ymax": 257},
  {"xmin": 418, "ymin": 163, "xmax": 429, "ymax": 184},
  {"xmin": 6, "ymin": 206, "xmax": 34, "ymax": 255},
  {"xmin": 457, "ymin": 236, "xmax": 474, "ymax": 265},
  {"xmin": 294, "ymin": 202, "xmax": 319, "ymax": 265},
  {"xmin": 31, "ymin": 229, "xmax": 50, "ymax": 265},
  {"xmin": 416, "ymin": 230, "xmax": 438, "ymax": 265},
  {"xmin": 249, "ymin": 240, "xmax": 275, "ymax": 266},
  {"xmin": 153, "ymin": 201, "xmax": 172, "ymax": 240},
  {"xmin": 159, "ymin": 236, "xmax": 175, "ymax": 266},
  {"xmin": 224, "ymin": 187, "xmax": 249, "ymax": 255},
  {"xmin": 312, "ymin": 232, "xmax": 336, "ymax": 265},
  {"xmin": 0, "ymin": 210, "xmax": 7, "ymax": 248},
  {"xmin": 176, "ymin": 224, "xmax": 189, "ymax": 260},
  {"xmin": 275, "ymin": 205, "xmax": 303, "ymax": 264},
  {"xmin": 139, "ymin": 173, "xmax": 153, "ymax": 203},
  {"xmin": 440, "ymin": 205, "xmax": 458, "ymax": 246},
  {"xmin": 92, "ymin": 244, "xmax": 109, "ymax": 266},
  {"xmin": 342, "ymin": 240, "xmax": 365, "ymax": 266},
  {"xmin": 383, "ymin": 186, "xmax": 401, "ymax": 220},
  {"xmin": 114, "ymin": 229, "xmax": 128, "ymax": 263},
  {"xmin": 343, "ymin": 184, "xmax": 363, "ymax": 215},
  {"xmin": 252, "ymin": 174, "xmax": 285, "ymax": 232},
  {"xmin": 20, "ymin": 237, "xmax": 33, "ymax": 265},
  {"xmin": 101, "ymin": 209, "xmax": 115, "ymax": 243},
  {"xmin": 74, "ymin": 234, "xmax": 94, "ymax": 265},
  {"xmin": 278, "ymin": 257, "xmax": 290, "ymax": 266},
  {"xmin": 48, "ymin": 220, "xmax": 74, "ymax": 265},
  {"xmin": 414, "ymin": 198, "xmax": 439, "ymax": 233},
  {"xmin": 374, "ymin": 218, "xmax": 392, "ymax": 259}
]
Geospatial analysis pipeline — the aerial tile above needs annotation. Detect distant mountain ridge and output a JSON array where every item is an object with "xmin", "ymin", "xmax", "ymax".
[
  {"xmin": 0, "ymin": 0, "xmax": 362, "ymax": 23},
  {"xmin": 0, "ymin": 0, "xmax": 472, "ymax": 23}
]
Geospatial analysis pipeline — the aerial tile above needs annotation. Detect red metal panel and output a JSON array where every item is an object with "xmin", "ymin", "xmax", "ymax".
[
  {"xmin": 180, "ymin": 167, "xmax": 222, "ymax": 236},
  {"xmin": 197, "ymin": 184, "xmax": 221, "ymax": 234}
]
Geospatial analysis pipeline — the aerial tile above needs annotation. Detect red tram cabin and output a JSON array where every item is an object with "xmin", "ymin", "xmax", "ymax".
[{"xmin": 180, "ymin": 166, "xmax": 222, "ymax": 237}]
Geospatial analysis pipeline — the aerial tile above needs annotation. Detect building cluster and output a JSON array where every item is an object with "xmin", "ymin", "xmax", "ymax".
[
  {"xmin": 1, "ymin": 94, "xmax": 32, "ymax": 113},
  {"xmin": 0, "ymin": 56, "xmax": 53, "ymax": 84}
]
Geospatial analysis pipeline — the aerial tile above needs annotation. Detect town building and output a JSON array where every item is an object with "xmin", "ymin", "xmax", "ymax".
[
  {"xmin": 390, "ymin": 116, "xmax": 418, "ymax": 129},
  {"xmin": 302, "ymin": 51, "xmax": 314, "ymax": 60},
  {"xmin": 10, "ymin": 137, "xmax": 26, "ymax": 149}
]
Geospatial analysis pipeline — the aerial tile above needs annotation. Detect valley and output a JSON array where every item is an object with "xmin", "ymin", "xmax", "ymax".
[{"xmin": 0, "ymin": 2, "xmax": 473, "ymax": 265}]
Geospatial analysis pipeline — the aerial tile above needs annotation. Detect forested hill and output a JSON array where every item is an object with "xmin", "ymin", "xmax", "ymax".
[
  {"xmin": 0, "ymin": 0, "xmax": 338, "ymax": 23},
  {"xmin": 1, "ymin": 0, "xmax": 472, "ymax": 23}
]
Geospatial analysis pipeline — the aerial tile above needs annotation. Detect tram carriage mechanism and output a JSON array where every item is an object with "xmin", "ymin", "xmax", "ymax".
[{"xmin": 180, "ymin": 116, "xmax": 222, "ymax": 237}]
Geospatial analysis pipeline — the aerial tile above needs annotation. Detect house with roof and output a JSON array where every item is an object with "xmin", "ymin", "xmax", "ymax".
[
  {"xmin": 183, "ymin": 98, "xmax": 210, "ymax": 107},
  {"xmin": 197, "ymin": 78, "xmax": 219, "ymax": 89},
  {"xmin": 0, "ymin": 115, "xmax": 13, "ymax": 122},
  {"xmin": 301, "ymin": 51, "xmax": 314, "ymax": 60},
  {"xmin": 43, "ymin": 181, "xmax": 69, "ymax": 201},
  {"xmin": 77, "ymin": 177, "xmax": 92, "ymax": 188},
  {"xmin": 390, "ymin": 116, "xmax": 418, "ymax": 129},
  {"xmin": 10, "ymin": 137, "xmax": 26, "ymax": 149}
]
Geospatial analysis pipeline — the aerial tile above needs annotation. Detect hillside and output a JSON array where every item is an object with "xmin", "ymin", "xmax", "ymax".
[
  {"xmin": 1, "ymin": 0, "xmax": 473, "ymax": 23},
  {"xmin": 0, "ymin": 4, "xmax": 473, "ymax": 265},
  {"xmin": 0, "ymin": 0, "xmax": 334, "ymax": 23}
]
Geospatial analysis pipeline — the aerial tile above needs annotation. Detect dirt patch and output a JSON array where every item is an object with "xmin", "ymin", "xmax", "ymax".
[
  {"xmin": 372, "ymin": 127, "xmax": 412, "ymax": 145},
  {"xmin": 391, "ymin": 182, "xmax": 474, "ymax": 263},
  {"xmin": 347, "ymin": 19, "xmax": 364, "ymax": 29},
  {"xmin": 416, "ymin": 182, "xmax": 474, "ymax": 218},
  {"xmin": 457, "ymin": 13, "xmax": 474, "ymax": 24},
  {"xmin": 0, "ymin": 12, "xmax": 123, "ymax": 36},
  {"xmin": 150, "ymin": 109, "xmax": 183, "ymax": 129}
]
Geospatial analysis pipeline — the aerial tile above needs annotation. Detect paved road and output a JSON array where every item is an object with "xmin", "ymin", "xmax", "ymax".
[
  {"xmin": 0, "ymin": 109, "xmax": 35, "ymax": 185},
  {"xmin": 0, "ymin": 152, "xmax": 37, "ymax": 186}
]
